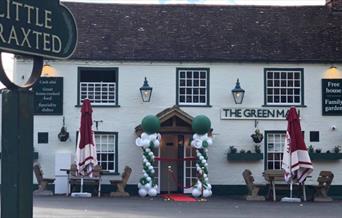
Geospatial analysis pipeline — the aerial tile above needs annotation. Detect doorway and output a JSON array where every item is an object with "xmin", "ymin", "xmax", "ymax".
[
  {"xmin": 159, "ymin": 134, "xmax": 195, "ymax": 193},
  {"xmin": 135, "ymin": 106, "xmax": 197, "ymax": 194}
]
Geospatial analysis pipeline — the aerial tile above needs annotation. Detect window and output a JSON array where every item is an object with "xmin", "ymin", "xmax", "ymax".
[
  {"xmin": 265, "ymin": 131, "xmax": 286, "ymax": 170},
  {"xmin": 95, "ymin": 132, "xmax": 118, "ymax": 173},
  {"xmin": 177, "ymin": 68, "xmax": 210, "ymax": 106},
  {"xmin": 264, "ymin": 68, "xmax": 304, "ymax": 106},
  {"xmin": 78, "ymin": 67, "xmax": 118, "ymax": 106}
]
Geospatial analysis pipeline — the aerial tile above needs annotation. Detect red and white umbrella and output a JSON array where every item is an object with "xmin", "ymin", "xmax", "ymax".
[
  {"xmin": 76, "ymin": 99, "xmax": 97, "ymax": 177},
  {"xmin": 282, "ymin": 107, "xmax": 313, "ymax": 184}
]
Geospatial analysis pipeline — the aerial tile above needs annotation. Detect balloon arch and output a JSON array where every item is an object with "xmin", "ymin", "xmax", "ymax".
[{"xmin": 135, "ymin": 114, "xmax": 213, "ymax": 198}]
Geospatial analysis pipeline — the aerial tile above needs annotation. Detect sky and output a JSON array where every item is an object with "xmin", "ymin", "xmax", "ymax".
[{"xmin": 0, "ymin": 0, "xmax": 326, "ymax": 88}]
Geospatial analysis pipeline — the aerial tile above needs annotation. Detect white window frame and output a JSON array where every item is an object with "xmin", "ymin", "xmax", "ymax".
[
  {"xmin": 80, "ymin": 82, "xmax": 116, "ymax": 106},
  {"xmin": 264, "ymin": 68, "xmax": 304, "ymax": 106},
  {"xmin": 95, "ymin": 132, "xmax": 118, "ymax": 174},
  {"xmin": 265, "ymin": 131, "xmax": 286, "ymax": 170},
  {"xmin": 78, "ymin": 67, "xmax": 118, "ymax": 106},
  {"xmin": 177, "ymin": 68, "xmax": 210, "ymax": 106}
]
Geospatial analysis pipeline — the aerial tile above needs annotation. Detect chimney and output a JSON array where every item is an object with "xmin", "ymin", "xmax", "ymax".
[{"xmin": 326, "ymin": 0, "xmax": 342, "ymax": 11}]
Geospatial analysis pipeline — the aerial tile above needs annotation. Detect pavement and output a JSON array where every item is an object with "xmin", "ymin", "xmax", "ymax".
[{"xmin": 32, "ymin": 196, "xmax": 342, "ymax": 218}]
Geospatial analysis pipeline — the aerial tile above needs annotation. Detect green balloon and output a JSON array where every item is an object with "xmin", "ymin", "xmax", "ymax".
[
  {"xmin": 141, "ymin": 115, "xmax": 160, "ymax": 134},
  {"xmin": 192, "ymin": 115, "xmax": 211, "ymax": 134}
]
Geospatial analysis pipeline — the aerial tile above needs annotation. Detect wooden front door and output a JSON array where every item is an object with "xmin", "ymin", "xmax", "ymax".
[{"xmin": 159, "ymin": 135, "xmax": 179, "ymax": 193}]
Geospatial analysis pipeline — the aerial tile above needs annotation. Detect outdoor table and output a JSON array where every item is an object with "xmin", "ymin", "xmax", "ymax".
[
  {"xmin": 263, "ymin": 170, "xmax": 308, "ymax": 202},
  {"xmin": 60, "ymin": 168, "xmax": 106, "ymax": 197}
]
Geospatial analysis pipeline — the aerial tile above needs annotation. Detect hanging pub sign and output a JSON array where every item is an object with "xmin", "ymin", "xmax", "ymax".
[
  {"xmin": 221, "ymin": 107, "xmax": 300, "ymax": 120},
  {"xmin": 33, "ymin": 77, "xmax": 63, "ymax": 115},
  {"xmin": 0, "ymin": 0, "xmax": 77, "ymax": 59},
  {"xmin": 322, "ymin": 79, "xmax": 342, "ymax": 116}
]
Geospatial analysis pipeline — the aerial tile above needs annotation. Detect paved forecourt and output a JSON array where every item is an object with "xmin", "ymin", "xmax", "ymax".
[{"xmin": 30, "ymin": 196, "xmax": 342, "ymax": 218}]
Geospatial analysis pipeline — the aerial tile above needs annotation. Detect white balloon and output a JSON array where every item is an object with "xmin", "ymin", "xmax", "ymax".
[
  {"xmin": 205, "ymin": 163, "xmax": 208, "ymax": 167},
  {"xmin": 149, "ymin": 152, "xmax": 154, "ymax": 156},
  {"xmin": 141, "ymin": 133, "xmax": 148, "ymax": 139},
  {"xmin": 135, "ymin": 138, "xmax": 142, "ymax": 147},
  {"xmin": 193, "ymin": 134, "xmax": 199, "ymax": 140},
  {"xmin": 207, "ymin": 138, "xmax": 213, "ymax": 145},
  {"xmin": 142, "ymin": 139, "xmax": 150, "ymax": 147},
  {"xmin": 199, "ymin": 156, "xmax": 204, "ymax": 160},
  {"xmin": 144, "ymin": 173, "xmax": 148, "ymax": 177},
  {"xmin": 146, "ymin": 177, "xmax": 152, "ymax": 182},
  {"xmin": 138, "ymin": 183, "xmax": 142, "ymax": 189},
  {"xmin": 203, "ymin": 189, "xmax": 212, "ymax": 198},
  {"xmin": 145, "ymin": 148, "xmax": 151, "ymax": 152},
  {"xmin": 151, "ymin": 169, "xmax": 155, "ymax": 174},
  {"xmin": 149, "ymin": 166, "xmax": 154, "ymax": 171},
  {"xmin": 201, "ymin": 159, "xmax": 206, "ymax": 164},
  {"xmin": 192, "ymin": 188, "xmax": 201, "ymax": 198},
  {"xmin": 207, "ymin": 184, "xmax": 212, "ymax": 190},
  {"xmin": 138, "ymin": 188, "xmax": 147, "ymax": 197},
  {"xmin": 148, "ymin": 188, "xmax": 157, "ymax": 197},
  {"xmin": 154, "ymin": 140, "xmax": 160, "ymax": 147},
  {"xmin": 145, "ymin": 183, "xmax": 152, "ymax": 189},
  {"xmin": 146, "ymin": 162, "xmax": 151, "ymax": 167},
  {"xmin": 196, "ymin": 182, "xmax": 202, "ymax": 190}
]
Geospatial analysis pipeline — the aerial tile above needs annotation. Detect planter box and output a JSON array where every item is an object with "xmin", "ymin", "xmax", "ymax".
[
  {"xmin": 227, "ymin": 153, "xmax": 263, "ymax": 161},
  {"xmin": 309, "ymin": 153, "xmax": 342, "ymax": 160}
]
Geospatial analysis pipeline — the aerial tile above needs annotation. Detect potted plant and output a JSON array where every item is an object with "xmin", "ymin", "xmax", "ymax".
[
  {"xmin": 334, "ymin": 145, "xmax": 341, "ymax": 153},
  {"xmin": 251, "ymin": 129, "xmax": 263, "ymax": 144}
]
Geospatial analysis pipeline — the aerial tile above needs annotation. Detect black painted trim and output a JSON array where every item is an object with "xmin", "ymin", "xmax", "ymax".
[
  {"xmin": 264, "ymin": 130, "xmax": 286, "ymax": 170},
  {"xmin": 264, "ymin": 68, "xmax": 305, "ymax": 107},
  {"xmin": 75, "ymin": 131, "xmax": 119, "ymax": 174},
  {"xmin": 176, "ymin": 67, "xmax": 210, "ymax": 107},
  {"xmin": 77, "ymin": 67, "xmax": 119, "ymax": 106}
]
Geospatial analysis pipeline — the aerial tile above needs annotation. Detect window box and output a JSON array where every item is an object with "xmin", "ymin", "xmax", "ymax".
[
  {"xmin": 227, "ymin": 153, "xmax": 263, "ymax": 161},
  {"xmin": 309, "ymin": 153, "xmax": 342, "ymax": 160}
]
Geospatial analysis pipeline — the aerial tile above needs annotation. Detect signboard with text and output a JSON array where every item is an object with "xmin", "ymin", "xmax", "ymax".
[
  {"xmin": 220, "ymin": 107, "xmax": 299, "ymax": 120},
  {"xmin": 33, "ymin": 77, "xmax": 63, "ymax": 115},
  {"xmin": 0, "ymin": 0, "xmax": 77, "ymax": 59},
  {"xmin": 322, "ymin": 79, "xmax": 342, "ymax": 116}
]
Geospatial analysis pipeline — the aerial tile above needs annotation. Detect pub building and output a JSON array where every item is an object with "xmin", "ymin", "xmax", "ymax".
[{"xmin": 3, "ymin": 1, "xmax": 342, "ymax": 197}]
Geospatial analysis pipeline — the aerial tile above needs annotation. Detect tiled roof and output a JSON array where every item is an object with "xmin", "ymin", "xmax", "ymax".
[{"xmin": 65, "ymin": 3, "xmax": 342, "ymax": 62}]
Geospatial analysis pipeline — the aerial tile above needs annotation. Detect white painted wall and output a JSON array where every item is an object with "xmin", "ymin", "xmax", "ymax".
[{"xmin": 5, "ymin": 59, "xmax": 342, "ymax": 186}]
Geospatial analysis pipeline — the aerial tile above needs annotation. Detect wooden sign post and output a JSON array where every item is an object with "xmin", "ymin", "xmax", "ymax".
[{"xmin": 0, "ymin": 1, "xmax": 77, "ymax": 217}]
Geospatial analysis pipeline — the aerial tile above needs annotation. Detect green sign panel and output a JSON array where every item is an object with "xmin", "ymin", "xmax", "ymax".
[
  {"xmin": 322, "ymin": 79, "xmax": 342, "ymax": 116},
  {"xmin": 0, "ymin": 0, "xmax": 77, "ymax": 59},
  {"xmin": 33, "ymin": 77, "xmax": 63, "ymax": 115}
]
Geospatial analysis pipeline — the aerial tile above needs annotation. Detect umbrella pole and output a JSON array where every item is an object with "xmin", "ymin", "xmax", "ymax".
[
  {"xmin": 290, "ymin": 180, "xmax": 293, "ymax": 198},
  {"xmin": 80, "ymin": 177, "xmax": 84, "ymax": 193}
]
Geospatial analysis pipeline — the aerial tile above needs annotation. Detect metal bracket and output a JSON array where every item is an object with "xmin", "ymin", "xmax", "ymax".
[{"xmin": 0, "ymin": 52, "xmax": 43, "ymax": 90}]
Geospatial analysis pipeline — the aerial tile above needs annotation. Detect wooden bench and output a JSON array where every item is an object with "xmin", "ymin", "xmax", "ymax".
[
  {"xmin": 33, "ymin": 162, "xmax": 55, "ymax": 196},
  {"xmin": 242, "ymin": 169, "xmax": 265, "ymax": 201},
  {"xmin": 110, "ymin": 166, "xmax": 132, "ymax": 197},
  {"xmin": 67, "ymin": 163, "xmax": 102, "ymax": 197},
  {"xmin": 263, "ymin": 169, "xmax": 307, "ymax": 201},
  {"xmin": 314, "ymin": 171, "xmax": 334, "ymax": 202}
]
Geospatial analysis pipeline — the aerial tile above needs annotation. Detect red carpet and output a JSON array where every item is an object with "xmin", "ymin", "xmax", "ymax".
[{"xmin": 161, "ymin": 194, "xmax": 197, "ymax": 202}]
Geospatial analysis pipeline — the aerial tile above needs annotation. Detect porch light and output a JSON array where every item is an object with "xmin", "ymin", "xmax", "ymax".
[
  {"xmin": 231, "ymin": 78, "xmax": 245, "ymax": 104},
  {"xmin": 323, "ymin": 65, "xmax": 342, "ymax": 79},
  {"xmin": 140, "ymin": 77, "xmax": 153, "ymax": 102},
  {"xmin": 42, "ymin": 63, "xmax": 56, "ymax": 77}
]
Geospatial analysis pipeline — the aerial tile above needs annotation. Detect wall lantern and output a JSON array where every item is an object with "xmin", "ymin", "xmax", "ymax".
[
  {"xmin": 323, "ymin": 65, "xmax": 342, "ymax": 79},
  {"xmin": 140, "ymin": 77, "xmax": 153, "ymax": 102},
  {"xmin": 42, "ymin": 63, "xmax": 56, "ymax": 77},
  {"xmin": 231, "ymin": 78, "xmax": 245, "ymax": 104}
]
